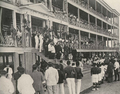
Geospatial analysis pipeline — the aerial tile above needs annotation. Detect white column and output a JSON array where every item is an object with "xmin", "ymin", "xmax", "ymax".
[
  {"xmin": 88, "ymin": 14, "xmax": 90, "ymax": 24},
  {"xmin": 29, "ymin": 15, "xmax": 32, "ymax": 47},
  {"xmin": 88, "ymin": 33, "xmax": 90, "ymax": 39},
  {"xmin": 49, "ymin": 20, "xmax": 53, "ymax": 29},
  {"xmin": 44, "ymin": 0, "xmax": 47, "ymax": 6},
  {"xmin": 20, "ymin": 14, "xmax": 25, "ymax": 47},
  {"xmin": 95, "ymin": 0, "xmax": 97, "ymax": 10},
  {"xmin": 12, "ymin": 10, "xmax": 17, "ymax": 29},
  {"xmin": 79, "ymin": 30, "xmax": 81, "ymax": 49},
  {"xmin": 14, "ymin": 53, "xmax": 19, "ymax": 72},
  {"xmin": 0, "ymin": 7, "xmax": 4, "ymax": 43},
  {"xmin": 96, "ymin": 35, "xmax": 98, "ymax": 49},
  {"xmin": 12, "ymin": 10, "xmax": 17, "ymax": 47},
  {"xmin": 111, "ymin": 39, "xmax": 112, "ymax": 48}
]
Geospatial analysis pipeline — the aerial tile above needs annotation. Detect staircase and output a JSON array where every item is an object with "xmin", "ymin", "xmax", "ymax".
[
  {"xmin": 31, "ymin": 49, "xmax": 91, "ymax": 74},
  {"xmin": 31, "ymin": 49, "xmax": 57, "ymax": 63}
]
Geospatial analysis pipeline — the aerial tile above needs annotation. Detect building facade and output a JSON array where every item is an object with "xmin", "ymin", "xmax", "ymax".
[{"xmin": 0, "ymin": 0, "xmax": 119, "ymax": 73}]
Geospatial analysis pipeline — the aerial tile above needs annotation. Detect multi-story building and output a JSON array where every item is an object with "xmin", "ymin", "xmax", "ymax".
[{"xmin": 0, "ymin": 0, "xmax": 119, "ymax": 73}]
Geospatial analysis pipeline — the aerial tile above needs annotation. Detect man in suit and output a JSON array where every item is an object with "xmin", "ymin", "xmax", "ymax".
[
  {"xmin": 55, "ymin": 42, "xmax": 62, "ymax": 59},
  {"xmin": 31, "ymin": 64, "xmax": 45, "ymax": 94},
  {"xmin": 14, "ymin": 66, "xmax": 22, "ymax": 94}
]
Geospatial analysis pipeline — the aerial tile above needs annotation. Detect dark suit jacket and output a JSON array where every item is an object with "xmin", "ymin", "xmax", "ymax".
[{"xmin": 31, "ymin": 71, "xmax": 44, "ymax": 91}]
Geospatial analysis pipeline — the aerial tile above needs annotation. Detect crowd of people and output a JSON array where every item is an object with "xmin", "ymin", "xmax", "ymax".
[
  {"xmin": 91, "ymin": 56, "xmax": 120, "ymax": 91},
  {"xmin": 0, "ymin": 54, "xmax": 120, "ymax": 94},
  {"xmin": 0, "ymin": 59, "xmax": 83, "ymax": 94},
  {"xmin": 32, "ymin": 25, "xmax": 78, "ymax": 61}
]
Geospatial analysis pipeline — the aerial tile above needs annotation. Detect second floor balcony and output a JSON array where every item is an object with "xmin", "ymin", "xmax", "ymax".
[{"xmin": 68, "ymin": 17, "xmax": 116, "ymax": 37}]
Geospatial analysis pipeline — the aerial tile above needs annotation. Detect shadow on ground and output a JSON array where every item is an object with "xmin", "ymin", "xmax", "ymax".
[{"xmin": 80, "ymin": 86, "xmax": 92, "ymax": 94}]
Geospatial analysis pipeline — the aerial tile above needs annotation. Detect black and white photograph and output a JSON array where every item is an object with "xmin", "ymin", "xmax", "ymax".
[{"xmin": 0, "ymin": 0, "xmax": 120, "ymax": 94}]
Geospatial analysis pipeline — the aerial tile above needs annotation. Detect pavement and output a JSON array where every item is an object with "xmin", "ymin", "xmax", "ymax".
[{"xmin": 81, "ymin": 80, "xmax": 120, "ymax": 94}]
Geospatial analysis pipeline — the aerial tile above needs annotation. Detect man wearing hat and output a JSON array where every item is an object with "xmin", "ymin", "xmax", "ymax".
[
  {"xmin": 0, "ymin": 70, "xmax": 14, "ymax": 94},
  {"xmin": 17, "ymin": 67, "xmax": 35, "ymax": 94}
]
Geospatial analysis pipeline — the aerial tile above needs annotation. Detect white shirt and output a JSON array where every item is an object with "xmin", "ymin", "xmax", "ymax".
[
  {"xmin": 79, "ymin": 61, "xmax": 83, "ymax": 71},
  {"xmin": 4, "ymin": 67, "xmax": 13, "ymax": 75},
  {"xmin": 17, "ymin": 74, "xmax": 35, "ymax": 94},
  {"xmin": 39, "ymin": 34, "xmax": 43, "ymax": 44},
  {"xmin": 35, "ymin": 35, "xmax": 39, "ymax": 43},
  {"xmin": 48, "ymin": 44, "xmax": 55, "ymax": 53},
  {"xmin": 0, "ymin": 76, "xmax": 14, "ymax": 94},
  {"xmin": 114, "ymin": 61, "xmax": 120, "ymax": 70},
  {"xmin": 45, "ymin": 67, "xmax": 59, "ymax": 86},
  {"xmin": 54, "ymin": 37, "xmax": 58, "ymax": 45}
]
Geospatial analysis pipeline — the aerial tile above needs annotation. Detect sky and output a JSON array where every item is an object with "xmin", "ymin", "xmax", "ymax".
[{"xmin": 104, "ymin": 0, "xmax": 120, "ymax": 13}]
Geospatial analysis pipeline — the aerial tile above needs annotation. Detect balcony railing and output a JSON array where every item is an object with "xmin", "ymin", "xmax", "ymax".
[
  {"xmin": 81, "ymin": 44, "xmax": 119, "ymax": 50},
  {"xmin": 68, "ymin": 17, "xmax": 116, "ymax": 37},
  {"xmin": 69, "ymin": 0, "xmax": 112, "ymax": 24},
  {"xmin": 0, "ymin": 35, "xmax": 15, "ymax": 47}
]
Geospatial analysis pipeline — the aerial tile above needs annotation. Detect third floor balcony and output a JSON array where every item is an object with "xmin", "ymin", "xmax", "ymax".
[{"xmin": 69, "ymin": 0, "xmax": 113, "ymax": 24}]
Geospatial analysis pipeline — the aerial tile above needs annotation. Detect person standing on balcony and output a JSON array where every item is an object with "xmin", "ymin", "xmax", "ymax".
[
  {"xmin": 4, "ymin": 64, "xmax": 13, "ymax": 80},
  {"xmin": 45, "ymin": 62, "xmax": 59, "ymax": 94},
  {"xmin": 48, "ymin": 41, "xmax": 56, "ymax": 59},
  {"xmin": 114, "ymin": 58, "xmax": 120, "ymax": 81},
  {"xmin": 55, "ymin": 42, "xmax": 62, "ymax": 59},
  {"xmin": 32, "ymin": 31, "xmax": 36, "ymax": 47},
  {"xmin": 35, "ymin": 32, "xmax": 39, "ymax": 49},
  {"xmin": 39, "ymin": 32, "xmax": 43, "ymax": 52},
  {"xmin": 43, "ymin": 36, "xmax": 49, "ymax": 57}
]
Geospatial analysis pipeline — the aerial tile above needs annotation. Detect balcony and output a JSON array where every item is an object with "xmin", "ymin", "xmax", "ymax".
[
  {"xmin": 0, "ymin": 35, "xmax": 15, "ymax": 47},
  {"xmin": 68, "ymin": 16, "xmax": 115, "ymax": 37},
  {"xmin": 69, "ymin": 0, "xmax": 112, "ymax": 24},
  {"xmin": 52, "ymin": 6, "xmax": 67, "ymax": 22},
  {"xmin": 81, "ymin": 44, "xmax": 119, "ymax": 50}
]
